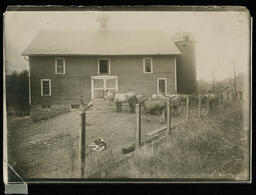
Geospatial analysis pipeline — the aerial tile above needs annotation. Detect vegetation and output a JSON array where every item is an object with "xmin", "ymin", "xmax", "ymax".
[
  {"xmin": 107, "ymin": 101, "xmax": 249, "ymax": 180},
  {"xmin": 197, "ymin": 72, "xmax": 246, "ymax": 94},
  {"xmin": 6, "ymin": 70, "xmax": 30, "ymax": 116}
]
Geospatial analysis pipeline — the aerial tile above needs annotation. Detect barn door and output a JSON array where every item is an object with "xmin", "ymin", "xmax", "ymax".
[
  {"xmin": 106, "ymin": 78, "xmax": 118, "ymax": 94},
  {"xmin": 93, "ymin": 79, "xmax": 105, "ymax": 99},
  {"xmin": 157, "ymin": 78, "xmax": 167, "ymax": 94},
  {"xmin": 91, "ymin": 77, "xmax": 118, "ymax": 99}
]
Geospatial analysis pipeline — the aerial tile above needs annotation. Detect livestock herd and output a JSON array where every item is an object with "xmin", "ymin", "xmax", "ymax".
[{"xmin": 103, "ymin": 90, "xmax": 226, "ymax": 123}]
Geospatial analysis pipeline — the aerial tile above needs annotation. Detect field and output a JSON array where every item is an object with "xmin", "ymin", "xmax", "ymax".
[{"xmin": 6, "ymin": 99, "xmax": 250, "ymax": 180}]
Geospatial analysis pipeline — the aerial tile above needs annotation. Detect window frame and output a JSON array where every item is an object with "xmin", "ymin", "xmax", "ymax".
[
  {"xmin": 98, "ymin": 58, "xmax": 110, "ymax": 75},
  {"xmin": 41, "ymin": 79, "xmax": 51, "ymax": 96},
  {"xmin": 55, "ymin": 58, "xmax": 66, "ymax": 74},
  {"xmin": 157, "ymin": 78, "xmax": 167, "ymax": 94},
  {"xmin": 143, "ymin": 57, "xmax": 153, "ymax": 73}
]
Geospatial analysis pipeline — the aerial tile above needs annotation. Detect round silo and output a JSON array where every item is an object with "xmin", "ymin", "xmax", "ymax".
[{"xmin": 172, "ymin": 32, "xmax": 197, "ymax": 94}]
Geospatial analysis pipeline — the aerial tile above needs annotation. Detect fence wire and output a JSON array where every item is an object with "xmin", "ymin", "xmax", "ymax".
[
  {"xmin": 7, "ymin": 110, "xmax": 81, "ymax": 178},
  {"xmin": 7, "ymin": 93, "xmax": 239, "ymax": 179}
]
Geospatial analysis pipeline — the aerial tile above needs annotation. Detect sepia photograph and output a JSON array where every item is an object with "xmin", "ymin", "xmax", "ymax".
[{"xmin": 3, "ymin": 6, "xmax": 251, "ymax": 184}]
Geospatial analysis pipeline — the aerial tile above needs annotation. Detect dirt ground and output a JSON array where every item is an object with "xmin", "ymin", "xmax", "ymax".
[{"xmin": 7, "ymin": 102, "xmax": 207, "ymax": 179}]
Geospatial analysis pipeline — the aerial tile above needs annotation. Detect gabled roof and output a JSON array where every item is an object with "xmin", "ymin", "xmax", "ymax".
[{"xmin": 22, "ymin": 29, "xmax": 182, "ymax": 56}]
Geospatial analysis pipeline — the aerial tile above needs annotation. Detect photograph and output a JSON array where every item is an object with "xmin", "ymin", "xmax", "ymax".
[{"xmin": 3, "ymin": 6, "xmax": 251, "ymax": 183}]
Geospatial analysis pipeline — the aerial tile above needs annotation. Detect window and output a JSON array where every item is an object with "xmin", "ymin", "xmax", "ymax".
[
  {"xmin": 98, "ymin": 58, "xmax": 110, "ymax": 75},
  {"xmin": 143, "ymin": 57, "xmax": 153, "ymax": 73},
  {"xmin": 41, "ymin": 79, "xmax": 51, "ymax": 96},
  {"xmin": 55, "ymin": 58, "xmax": 65, "ymax": 74},
  {"xmin": 157, "ymin": 78, "xmax": 167, "ymax": 94}
]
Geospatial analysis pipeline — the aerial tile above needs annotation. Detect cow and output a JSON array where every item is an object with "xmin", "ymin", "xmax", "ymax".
[
  {"xmin": 151, "ymin": 93, "xmax": 167, "ymax": 101},
  {"xmin": 136, "ymin": 94, "xmax": 148, "ymax": 105},
  {"xmin": 168, "ymin": 94, "xmax": 185, "ymax": 115},
  {"xmin": 142, "ymin": 94, "xmax": 186, "ymax": 123},
  {"xmin": 104, "ymin": 90, "xmax": 137, "ymax": 112},
  {"xmin": 143, "ymin": 98, "xmax": 166, "ymax": 123}
]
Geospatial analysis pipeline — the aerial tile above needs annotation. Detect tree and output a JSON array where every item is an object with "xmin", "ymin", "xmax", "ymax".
[{"xmin": 6, "ymin": 70, "xmax": 30, "ymax": 116}]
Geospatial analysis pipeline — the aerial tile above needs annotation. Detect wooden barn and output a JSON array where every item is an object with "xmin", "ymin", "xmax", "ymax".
[{"xmin": 22, "ymin": 28, "xmax": 197, "ymax": 117}]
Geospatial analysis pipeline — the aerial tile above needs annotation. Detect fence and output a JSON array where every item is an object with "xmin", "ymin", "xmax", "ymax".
[
  {"xmin": 122, "ymin": 92, "xmax": 240, "ymax": 154},
  {"xmin": 7, "ymin": 109, "xmax": 81, "ymax": 179},
  {"xmin": 77, "ymin": 91, "xmax": 243, "ymax": 177},
  {"xmin": 7, "ymin": 90, "xmax": 240, "ymax": 179}
]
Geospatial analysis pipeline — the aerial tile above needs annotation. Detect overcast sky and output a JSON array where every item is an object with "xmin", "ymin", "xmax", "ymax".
[{"xmin": 4, "ymin": 10, "xmax": 250, "ymax": 81}]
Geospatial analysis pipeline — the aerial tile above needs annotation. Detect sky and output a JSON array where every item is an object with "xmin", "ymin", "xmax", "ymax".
[{"xmin": 3, "ymin": 10, "xmax": 251, "ymax": 81}]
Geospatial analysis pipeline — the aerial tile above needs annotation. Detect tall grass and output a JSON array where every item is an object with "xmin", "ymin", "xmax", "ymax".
[{"xmin": 108, "ymin": 101, "xmax": 249, "ymax": 180}]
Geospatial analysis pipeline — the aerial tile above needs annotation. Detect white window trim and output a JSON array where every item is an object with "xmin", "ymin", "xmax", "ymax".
[
  {"xmin": 41, "ymin": 79, "xmax": 51, "ymax": 96},
  {"xmin": 143, "ymin": 57, "xmax": 153, "ymax": 73},
  {"xmin": 98, "ymin": 58, "xmax": 111, "ymax": 75},
  {"xmin": 157, "ymin": 78, "xmax": 167, "ymax": 94},
  {"xmin": 55, "ymin": 58, "xmax": 66, "ymax": 74}
]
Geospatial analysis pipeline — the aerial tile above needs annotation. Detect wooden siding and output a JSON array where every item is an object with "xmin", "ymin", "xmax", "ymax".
[{"xmin": 30, "ymin": 55, "xmax": 176, "ymax": 105}]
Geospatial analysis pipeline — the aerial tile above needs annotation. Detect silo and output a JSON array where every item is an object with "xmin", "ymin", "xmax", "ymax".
[{"xmin": 172, "ymin": 32, "xmax": 197, "ymax": 94}]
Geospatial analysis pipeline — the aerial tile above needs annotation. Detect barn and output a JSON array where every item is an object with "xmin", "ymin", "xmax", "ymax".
[{"xmin": 22, "ymin": 27, "xmax": 197, "ymax": 118}]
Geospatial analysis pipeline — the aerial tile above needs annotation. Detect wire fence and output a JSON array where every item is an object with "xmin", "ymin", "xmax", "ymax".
[
  {"xmin": 7, "ymin": 109, "xmax": 81, "ymax": 178},
  {"xmin": 7, "ymin": 91, "xmax": 243, "ymax": 179}
]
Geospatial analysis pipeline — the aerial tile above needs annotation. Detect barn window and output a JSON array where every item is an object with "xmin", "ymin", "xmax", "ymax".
[
  {"xmin": 41, "ymin": 79, "xmax": 51, "ymax": 96},
  {"xmin": 143, "ymin": 57, "xmax": 153, "ymax": 73},
  {"xmin": 55, "ymin": 58, "xmax": 65, "ymax": 74},
  {"xmin": 98, "ymin": 58, "xmax": 110, "ymax": 75}
]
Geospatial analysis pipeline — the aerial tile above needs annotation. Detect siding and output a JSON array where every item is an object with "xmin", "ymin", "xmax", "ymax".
[{"xmin": 30, "ymin": 55, "xmax": 176, "ymax": 105}]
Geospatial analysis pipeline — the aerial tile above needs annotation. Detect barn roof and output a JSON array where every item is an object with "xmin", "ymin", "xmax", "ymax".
[{"xmin": 22, "ymin": 29, "xmax": 182, "ymax": 56}]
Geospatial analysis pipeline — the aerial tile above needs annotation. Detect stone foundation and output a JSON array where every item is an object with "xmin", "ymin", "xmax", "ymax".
[{"xmin": 30, "ymin": 104, "xmax": 71, "ymax": 123}]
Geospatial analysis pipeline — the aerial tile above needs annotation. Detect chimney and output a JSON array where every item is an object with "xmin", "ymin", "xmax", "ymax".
[{"xmin": 97, "ymin": 14, "xmax": 110, "ymax": 32}]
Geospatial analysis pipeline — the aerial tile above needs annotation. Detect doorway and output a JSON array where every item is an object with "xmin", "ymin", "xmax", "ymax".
[
  {"xmin": 157, "ymin": 78, "xmax": 167, "ymax": 94},
  {"xmin": 91, "ymin": 76, "xmax": 118, "ymax": 99}
]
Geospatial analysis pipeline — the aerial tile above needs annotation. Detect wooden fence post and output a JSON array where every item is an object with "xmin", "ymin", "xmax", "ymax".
[
  {"xmin": 80, "ymin": 111, "xmax": 86, "ymax": 177},
  {"xmin": 166, "ymin": 96, "xmax": 171, "ymax": 135},
  {"xmin": 135, "ymin": 104, "xmax": 141, "ymax": 150},
  {"xmin": 186, "ymin": 96, "xmax": 190, "ymax": 121},
  {"xmin": 206, "ymin": 95, "xmax": 210, "ymax": 113},
  {"xmin": 198, "ymin": 95, "xmax": 202, "ymax": 118}
]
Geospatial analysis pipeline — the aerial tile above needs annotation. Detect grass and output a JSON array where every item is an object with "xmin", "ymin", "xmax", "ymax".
[{"xmin": 103, "ymin": 101, "xmax": 250, "ymax": 180}]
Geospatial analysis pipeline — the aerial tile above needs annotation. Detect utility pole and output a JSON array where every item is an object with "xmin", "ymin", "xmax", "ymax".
[
  {"xmin": 233, "ymin": 61, "xmax": 237, "ymax": 101},
  {"xmin": 233, "ymin": 61, "xmax": 237, "ymax": 93},
  {"xmin": 212, "ymin": 70, "xmax": 215, "ymax": 94}
]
